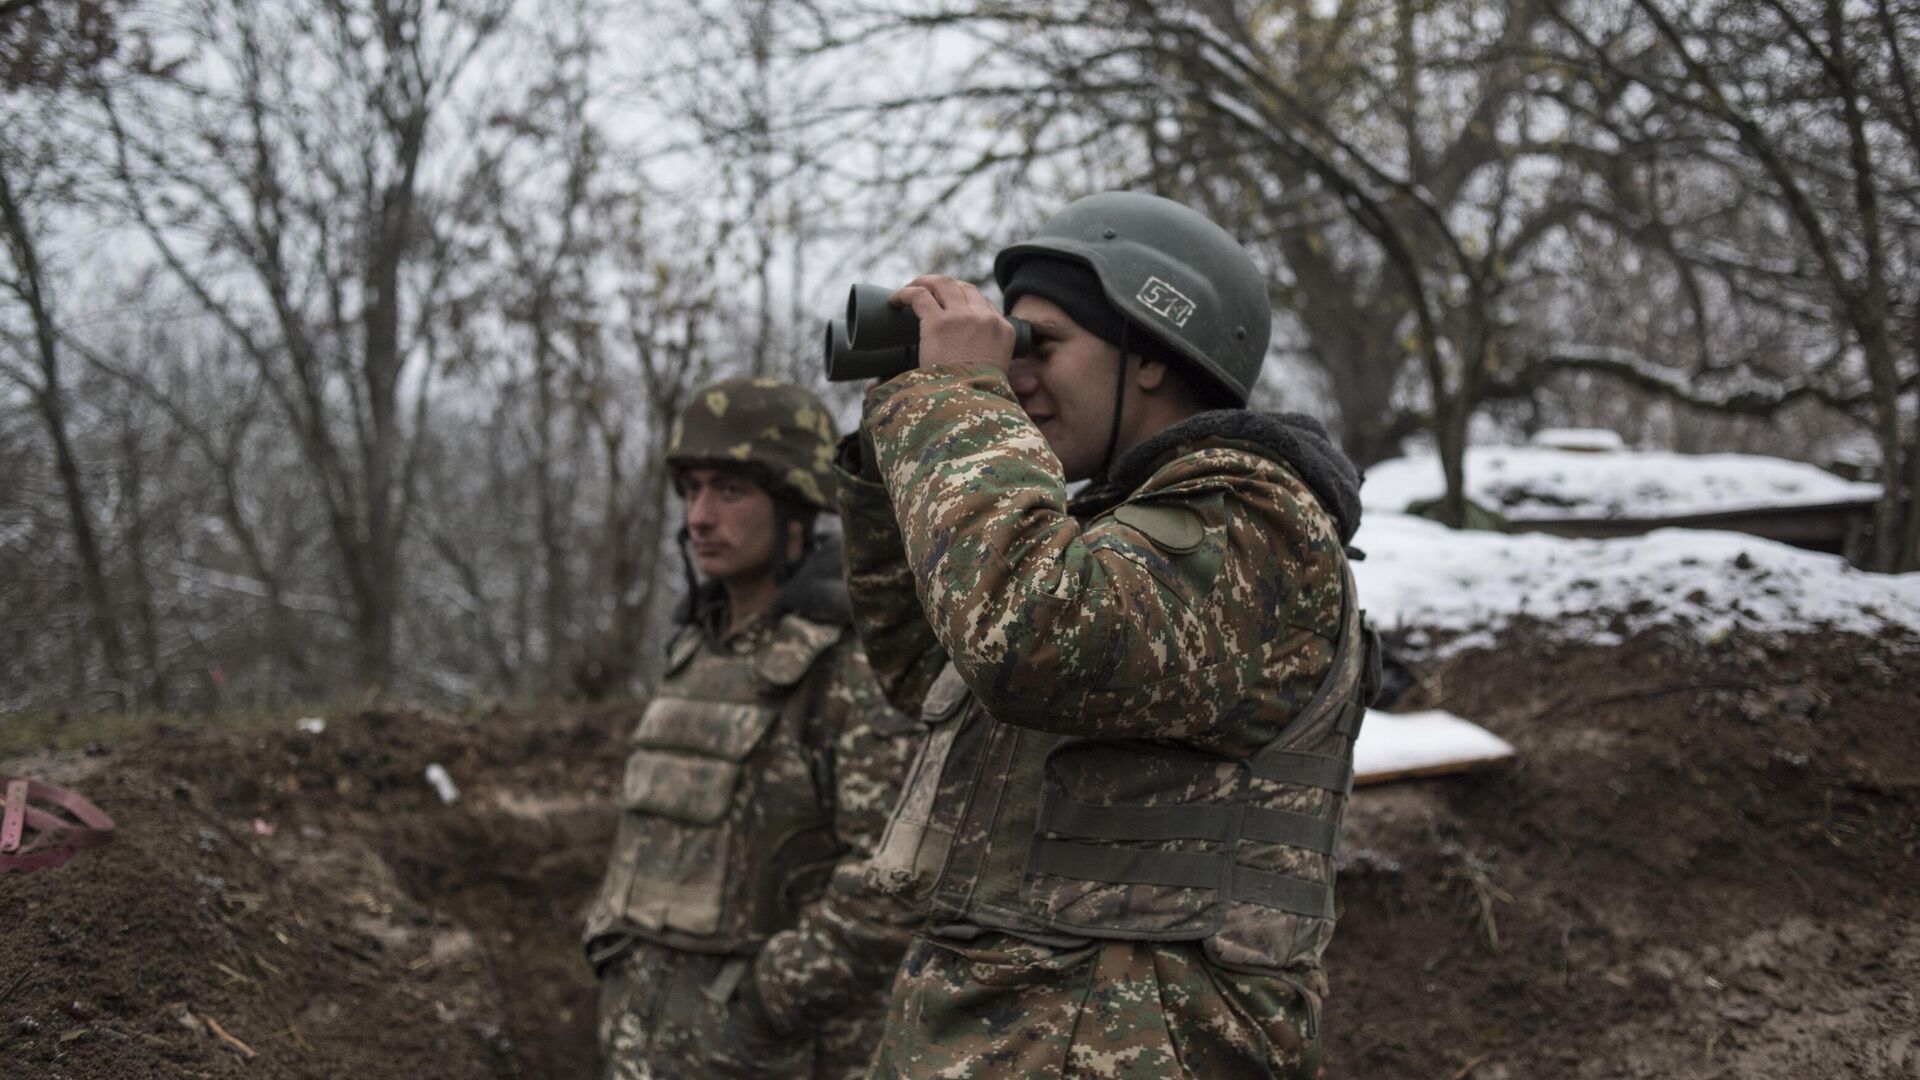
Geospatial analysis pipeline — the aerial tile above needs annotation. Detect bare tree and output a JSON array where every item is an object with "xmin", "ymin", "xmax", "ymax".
[
  {"xmin": 77, "ymin": 320, "xmax": 334, "ymax": 699},
  {"xmin": 579, "ymin": 209, "xmax": 728, "ymax": 697},
  {"xmin": 407, "ymin": 0, "xmax": 742, "ymax": 701},
  {"xmin": 2, "ymin": 0, "xmax": 835, "ymax": 714},
  {"xmin": 96, "ymin": 0, "xmax": 513, "ymax": 687},
  {"xmin": 803, "ymin": 1, "xmax": 1618, "ymax": 525},
  {"xmin": 1545, "ymin": 0, "xmax": 1920, "ymax": 569},
  {"xmin": 0, "ymin": 0, "xmax": 140, "ymax": 703},
  {"xmin": 481, "ymin": 18, "xmax": 602, "ymax": 693}
]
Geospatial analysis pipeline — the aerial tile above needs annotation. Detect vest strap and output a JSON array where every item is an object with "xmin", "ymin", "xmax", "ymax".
[
  {"xmin": 1242, "ymin": 806, "xmax": 1339, "ymax": 855},
  {"xmin": 1041, "ymin": 800, "xmax": 1337, "ymax": 857},
  {"xmin": 1030, "ymin": 838, "xmax": 1225, "ymax": 890},
  {"xmin": 1250, "ymin": 750, "xmax": 1353, "ymax": 793},
  {"xmin": 1030, "ymin": 840, "xmax": 1335, "ymax": 919},
  {"xmin": 1332, "ymin": 700, "xmax": 1367, "ymax": 739},
  {"xmin": 1234, "ymin": 867, "xmax": 1335, "ymax": 919},
  {"xmin": 1358, "ymin": 622, "xmax": 1384, "ymax": 709},
  {"xmin": 1042, "ymin": 799, "xmax": 1235, "ymax": 842}
]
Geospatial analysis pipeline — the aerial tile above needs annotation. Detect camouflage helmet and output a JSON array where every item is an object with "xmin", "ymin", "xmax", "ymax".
[
  {"xmin": 667, "ymin": 378, "xmax": 838, "ymax": 511},
  {"xmin": 994, "ymin": 191, "xmax": 1270, "ymax": 405}
]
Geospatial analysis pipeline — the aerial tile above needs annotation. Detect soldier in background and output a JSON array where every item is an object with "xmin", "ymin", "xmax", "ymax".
[
  {"xmin": 836, "ymin": 193, "xmax": 1380, "ymax": 1078},
  {"xmin": 583, "ymin": 378, "xmax": 921, "ymax": 1079}
]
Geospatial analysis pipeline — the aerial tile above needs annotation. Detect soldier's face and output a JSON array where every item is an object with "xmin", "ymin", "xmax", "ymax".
[
  {"xmin": 679, "ymin": 467, "xmax": 781, "ymax": 586},
  {"xmin": 1007, "ymin": 295, "xmax": 1126, "ymax": 482}
]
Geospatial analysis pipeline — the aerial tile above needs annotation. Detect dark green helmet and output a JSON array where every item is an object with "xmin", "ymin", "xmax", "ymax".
[
  {"xmin": 667, "ymin": 378, "xmax": 838, "ymax": 511},
  {"xmin": 994, "ymin": 192, "xmax": 1270, "ymax": 405}
]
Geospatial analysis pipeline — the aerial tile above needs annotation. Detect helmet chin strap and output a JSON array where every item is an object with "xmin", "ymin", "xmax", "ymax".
[
  {"xmin": 771, "ymin": 499, "xmax": 806, "ymax": 586},
  {"xmin": 676, "ymin": 524, "xmax": 699, "ymax": 605},
  {"xmin": 1098, "ymin": 321, "xmax": 1130, "ymax": 479}
]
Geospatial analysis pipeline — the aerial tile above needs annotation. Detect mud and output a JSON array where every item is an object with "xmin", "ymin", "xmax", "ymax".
[
  {"xmin": 1330, "ymin": 625, "xmax": 1919, "ymax": 1079},
  {"xmin": 3, "ymin": 630, "xmax": 1914, "ymax": 1078}
]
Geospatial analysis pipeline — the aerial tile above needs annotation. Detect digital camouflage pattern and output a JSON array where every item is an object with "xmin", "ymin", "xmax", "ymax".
[
  {"xmin": 846, "ymin": 363, "xmax": 1347, "ymax": 750},
  {"xmin": 871, "ymin": 936, "xmax": 1319, "ymax": 1079},
  {"xmin": 597, "ymin": 943, "xmax": 887, "ymax": 1080},
  {"xmin": 836, "ymin": 360, "xmax": 1362, "ymax": 1077},
  {"xmin": 667, "ymin": 377, "xmax": 841, "ymax": 510},
  {"xmin": 585, "ymin": 544, "xmax": 923, "ymax": 1080}
]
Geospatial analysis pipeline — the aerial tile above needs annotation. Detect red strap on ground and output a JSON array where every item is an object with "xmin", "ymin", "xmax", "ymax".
[
  {"xmin": 1, "ymin": 779, "xmax": 25, "ymax": 852},
  {"xmin": 0, "ymin": 777, "xmax": 115, "ymax": 873}
]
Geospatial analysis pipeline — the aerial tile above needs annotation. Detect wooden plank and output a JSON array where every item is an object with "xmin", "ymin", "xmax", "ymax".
[{"xmin": 1353, "ymin": 710, "xmax": 1517, "ymax": 788}]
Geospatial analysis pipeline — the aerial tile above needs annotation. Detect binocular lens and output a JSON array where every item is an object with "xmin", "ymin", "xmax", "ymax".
[{"xmin": 824, "ymin": 283, "xmax": 1032, "ymax": 382}]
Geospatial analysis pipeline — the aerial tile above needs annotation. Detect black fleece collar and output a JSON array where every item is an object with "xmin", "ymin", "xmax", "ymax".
[{"xmin": 1073, "ymin": 411, "xmax": 1363, "ymax": 544}]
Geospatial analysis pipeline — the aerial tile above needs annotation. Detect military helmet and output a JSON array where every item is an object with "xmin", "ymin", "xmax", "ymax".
[
  {"xmin": 993, "ymin": 191, "xmax": 1271, "ymax": 405},
  {"xmin": 667, "ymin": 378, "xmax": 838, "ymax": 511}
]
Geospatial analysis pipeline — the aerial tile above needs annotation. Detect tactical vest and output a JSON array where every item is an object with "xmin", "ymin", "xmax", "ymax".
[
  {"xmin": 585, "ymin": 613, "xmax": 848, "ymax": 957},
  {"xmin": 868, "ymin": 565, "xmax": 1380, "ymax": 978}
]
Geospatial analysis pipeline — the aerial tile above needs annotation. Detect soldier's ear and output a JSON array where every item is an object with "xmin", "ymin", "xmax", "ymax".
[{"xmin": 1133, "ymin": 354, "xmax": 1170, "ymax": 392}]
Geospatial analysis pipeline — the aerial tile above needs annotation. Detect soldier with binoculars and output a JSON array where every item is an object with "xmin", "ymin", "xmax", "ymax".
[{"xmin": 832, "ymin": 192, "xmax": 1379, "ymax": 1079}]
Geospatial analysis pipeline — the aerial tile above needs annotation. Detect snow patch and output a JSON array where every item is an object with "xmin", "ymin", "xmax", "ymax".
[
  {"xmin": 1364, "ymin": 447, "xmax": 1880, "ymax": 520},
  {"xmin": 1531, "ymin": 427, "xmax": 1625, "ymax": 453},
  {"xmin": 1355, "ymin": 512, "xmax": 1920, "ymax": 649}
]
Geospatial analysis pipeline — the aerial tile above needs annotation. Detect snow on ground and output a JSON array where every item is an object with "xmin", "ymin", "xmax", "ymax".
[
  {"xmin": 1354, "ymin": 709, "xmax": 1515, "ymax": 784},
  {"xmin": 1354, "ymin": 511, "xmax": 1920, "ymax": 652},
  {"xmin": 1364, "ymin": 445, "xmax": 1880, "ymax": 520},
  {"xmin": 1530, "ymin": 427, "xmax": 1626, "ymax": 453}
]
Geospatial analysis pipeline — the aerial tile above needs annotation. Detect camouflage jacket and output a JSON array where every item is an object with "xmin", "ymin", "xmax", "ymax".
[
  {"xmin": 836, "ymin": 362, "xmax": 1367, "ymax": 977},
  {"xmin": 583, "ymin": 539, "xmax": 923, "ymax": 1035}
]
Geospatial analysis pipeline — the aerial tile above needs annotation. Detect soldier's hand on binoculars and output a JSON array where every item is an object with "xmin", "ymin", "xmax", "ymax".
[{"xmin": 891, "ymin": 276, "xmax": 1018, "ymax": 374}]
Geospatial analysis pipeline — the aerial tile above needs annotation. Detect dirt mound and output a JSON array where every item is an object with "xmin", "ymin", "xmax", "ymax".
[
  {"xmin": 137, "ymin": 705, "xmax": 618, "ymax": 821},
  {"xmin": 4, "ymin": 631, "xmax": 1913, "ymax": 1078},
  {"xmin": 1326, "ymin": 626, "xmax": 1919, "ymax": 1079},
  {"xmin": 0, "ymin": 768, "xmax": 503, "ymax": 1077},
  {"xmin": 1, "ymin": 706, "xmax": 628, "ymax": 1078}
]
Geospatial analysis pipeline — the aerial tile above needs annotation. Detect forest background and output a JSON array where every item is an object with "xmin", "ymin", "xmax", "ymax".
[{"xmin": 4, "ymin": 0, "xmax": 1916, "ymax": 716}]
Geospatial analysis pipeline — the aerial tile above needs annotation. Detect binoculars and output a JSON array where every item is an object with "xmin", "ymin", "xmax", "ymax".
[{"xmin": 823, "ymin": 283, "xmax": 1033, "ymax": 382}]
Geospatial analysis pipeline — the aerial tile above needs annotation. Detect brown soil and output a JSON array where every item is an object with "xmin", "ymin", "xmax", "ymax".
[
  {"xmin": 1, "ymin": 705, "xmax": 628, "ymax": 1078},
  {"xmin": 1329, "ymin": 625, "xmax": 1920, "ymax": 1079},
  {"xmin": 3, "ymin": 629, "xmax": 1914, "ymax": 1078}
]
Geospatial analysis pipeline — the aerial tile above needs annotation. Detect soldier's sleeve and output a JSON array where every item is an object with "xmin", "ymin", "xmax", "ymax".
[
  {"xmin": 750, "ymin": 637, "xmax": 924, "ymax": 1035},
  {"xmin": 834, "ymin": 430, "xmax": 948, "ymax": 717},
  {"xmin": 862, "ymin": 361, "xmax": 1342, "ymax": 750}
]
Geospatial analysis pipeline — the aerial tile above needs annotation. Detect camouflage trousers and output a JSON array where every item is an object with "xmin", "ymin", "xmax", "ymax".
[
  {"xmin": 596, "ymin": 942, "xmax": 884, "ymax": 1080},
  {"xmin": 870, "ymin": 933, "xmax": 1322, "ymax": 1079}
]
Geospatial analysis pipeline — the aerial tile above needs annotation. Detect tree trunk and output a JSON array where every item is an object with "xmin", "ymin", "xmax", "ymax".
[
  {"xmin": 0, "ymin": 166, "xmax": 131, "ymax": 700},
  {"xmin": 1902, "ymin": 438, "xmax": 1920, "ymax": 570},
  {"xmin": 119, "ymin": 415, "xmax": 171, "ymax": 709},
  {"xmin": 1320, "ymin": 323, "xmax": 1410, "ymax": 468},
  {"xmin": 347, "ymin": 99, "xmax": 427, "ymax": 692},
  {"xmin": 531, "ymin": 327, "xmax": 573, "ymax": 693},
  {"xmin": 353, "ymin": 581, "xmax": 397, "ymax": 694},
  {"xmin": 1434, "ymin": 393, "xmax": 1471, "ymax": 529},
  {"xmin": 40, "ymin": 386, "xmax": 129, "ymax": 698}
]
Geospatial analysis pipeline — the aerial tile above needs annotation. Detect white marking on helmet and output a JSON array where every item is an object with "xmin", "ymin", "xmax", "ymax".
[{"xmin": 1136, "ymin": 276, "xmax": 1197, "ymax": 327}]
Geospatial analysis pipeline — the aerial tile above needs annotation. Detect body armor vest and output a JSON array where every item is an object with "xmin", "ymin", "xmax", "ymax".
[
  {"xmin": 585, "ymin": 613, "xmax": 847, "ymax": 957},
  {"xmin": 868, "ymin": 565, "xmax": 1379, "ymax": 978}
]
